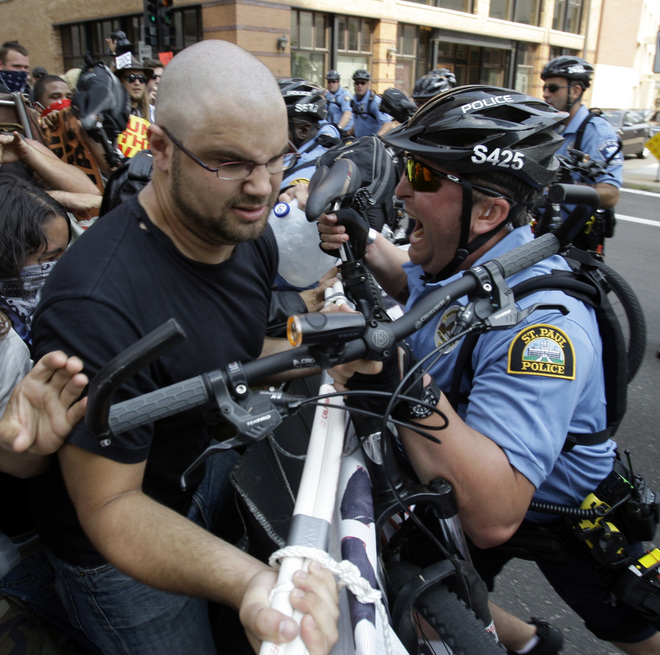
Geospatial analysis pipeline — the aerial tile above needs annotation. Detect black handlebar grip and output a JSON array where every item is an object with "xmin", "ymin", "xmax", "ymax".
[
  {"xmin": 547, "ymin": 183, "xmax": 600, "ymax": 208},
  {"xmin": 86, "ymin": 319, "xmax": 186, "ymax": 437},
  {"xmin": 108, "ymin": 375, "xmax": 210, "ymax": 436},
  {"xmin": 492, "ymin": 232, "xmax": 560, "ymax": 279},
  {"xmin": 305, "ymin": 159, "xmax": 363, "ymax": 222}
]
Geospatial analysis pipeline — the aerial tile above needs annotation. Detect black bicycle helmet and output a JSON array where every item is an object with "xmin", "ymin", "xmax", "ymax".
[
  {"xmin": 412, "ymin": 74, "xmax": 452, "ymax": 102},
  {"xmin": 382, "ymin": 85, "xmax": 568, "ymax": 280},
  {"xmin": 326, "ymin": 69, "xmax": 340, "ymax": 82},
  {"xmin": 278, "ymin": 78, "xmax": 327, "ymax": 122},
  {"xmin": 382, "ymin": 84, "xmax": 567, "ymax": 189},
  {"xmin": 428, "ymin": 67, "xmax": 457, "ymax": 88},
  {"xmin": 541, "ymin": 56, "xmax": 594, "ymax": 89},
  {"xmin": 352, "ymin": 70, "xmax": 371, "ymax": 82},
  {"xmin": 73, "ymin": 61, "xmax": 130, "ymax": 141}
]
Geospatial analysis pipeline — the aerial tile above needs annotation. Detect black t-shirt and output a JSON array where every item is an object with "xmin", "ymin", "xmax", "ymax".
[{"xmin": 31, "ymin": 195, "xmax": 277, "ymax": 566}]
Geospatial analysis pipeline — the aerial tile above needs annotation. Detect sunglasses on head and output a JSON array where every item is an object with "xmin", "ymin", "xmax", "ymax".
[
  {"xmin": 543, "ymin": 83, "xmax": 568, "ymax": 93},
  {"xmin": 123, "ymin": 73, "xmax": 147, "ymax": 84}
]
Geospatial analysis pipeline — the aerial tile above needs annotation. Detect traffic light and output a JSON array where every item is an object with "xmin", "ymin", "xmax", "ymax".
[
  {"xmin": 159, "ymin": 0, "xmax": 174, "ymax": 51},
  {"xmin": 143, "ymin": 0, "xmax": 159, "ymax": 46},
  {"xmin": 143, "ymin": 0, "xmax": 175, "ymax": 51}
]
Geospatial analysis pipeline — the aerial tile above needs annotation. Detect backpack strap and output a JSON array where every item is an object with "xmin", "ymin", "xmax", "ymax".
[
  {"xmin": 446, "ymin": 257, "xmax": 628, "ymax": 451},
  {"xmin": 573, "ymin": 108, "xmax": 623, "ymax": 164},
  {"xmin": 573, "ymin": 110, "xmax": 596, "ymax": 152}
]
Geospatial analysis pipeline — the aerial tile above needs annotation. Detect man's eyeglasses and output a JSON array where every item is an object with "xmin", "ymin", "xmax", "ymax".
[
  {"xmin": 404, "ymin": 155, "xmax": 512, "ymax": 203},
  {"xmin": 160, "ymin": 126, "xmax": 300, "ymax": 181},
  {"xmin": 354, "ymin": 80, "xmax": 368, "ymax": 86},
  {"xmin": 542, "ymin": 83, "xmax": 568, "ymax": 93},
  {"xmin": 123, "ymin": 74, "xmax": 148, "ymax": 84}
]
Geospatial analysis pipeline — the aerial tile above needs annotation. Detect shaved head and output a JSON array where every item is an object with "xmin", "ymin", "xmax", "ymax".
[{"xmin": 156, "ymin": 40, "xmax": 285, "ymax": 137}]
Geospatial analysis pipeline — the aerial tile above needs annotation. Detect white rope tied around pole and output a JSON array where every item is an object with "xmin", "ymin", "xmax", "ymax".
[{"xmin": 269, "ymin": 545, "xmax": 394, "ymax": 655}]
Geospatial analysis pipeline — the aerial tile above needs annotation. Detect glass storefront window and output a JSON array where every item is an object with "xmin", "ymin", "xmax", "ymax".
[
  {"xmin": 490, "ymin": 0, "xmax": 540, "ymax": 25},
  {"xmin": 553, "ymin": 0, "xmax": 584, "ymax": 33},
  {"xmin": 59, "ymin": 7, "xmax": 200, "ymax": 70},
  {"xmin": 290, "ymin": 9, "xmax": 331, "ymax": 86}
]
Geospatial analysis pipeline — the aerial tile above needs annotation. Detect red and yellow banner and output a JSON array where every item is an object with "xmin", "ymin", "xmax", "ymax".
[{"xmin": 117, "ymin": 115, "xmax": 150, "ymax": 158}]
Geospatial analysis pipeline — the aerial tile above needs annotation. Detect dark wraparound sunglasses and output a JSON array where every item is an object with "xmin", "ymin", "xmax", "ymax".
[
  {"xmin": 543, "ymin": 83, "xmax": 568, "ymax": 93},
  {"xmin": 123, "ymin": 74, "xmax": 148, "ymax": 84},
  {"xmin": 405, "ymin": 155, "xmax": 513, "ymax": 204}
]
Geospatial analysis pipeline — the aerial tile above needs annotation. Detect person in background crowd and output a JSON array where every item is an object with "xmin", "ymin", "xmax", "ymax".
[
  {"xmin": 0, "ymin": 176, "xmax": 71, "ymax": 347},
  {"xmin": 0, "ymin": 41, "xmax": 30, "ymax": 94},
  {"xmin": 114, "ymin": 55, "xmax": 153, "ymax": 120},
  {"xmin": 350, "ymin": 69, "xmax": 392, "ymax": 138},
  {"xmin": 541, "ymin": 55, "xmax": 622, "ymax": 210},
  {"xmin": 32, "ymin": 75, "xmax": 73, "ymax": 118},
  {"xmin": 323, "ymin": 70, "xmax": 353, "ymax": 136},
  {"xmin": 0, "ymin": 129, "xmax": 103, "ymax": 227},
  {"xmin": 143, "ymin": 58, "xmax": 164, "ymax": 123},
  {"xmin": 411, "ymin": 68, "xmax": 456, "ymax": 108},
  {"xmin": 113, "ymin": 55, "xmax": 153, "ymax": 159},
  {"xmin": 0, "ymin": 316, "xmax": 97, "ymax": 654}
]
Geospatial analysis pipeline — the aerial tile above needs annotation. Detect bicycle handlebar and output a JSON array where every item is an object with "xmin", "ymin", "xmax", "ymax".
[
  {"xmin": 86, "ymin": 226, "xmax": 565, "ymax": 442},
  {"xmin": 305, "ymin": 158, "xmax": 362, "ymax": 222}
]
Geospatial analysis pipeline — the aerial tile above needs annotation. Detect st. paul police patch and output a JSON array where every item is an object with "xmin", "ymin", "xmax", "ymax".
[
  {"xmin": 507, "ymin": 324, "xmax": 575, "ymax": 379},
  {"xmin": 433, "ymin": 304, "xmax": 463, "ymax": 354}
]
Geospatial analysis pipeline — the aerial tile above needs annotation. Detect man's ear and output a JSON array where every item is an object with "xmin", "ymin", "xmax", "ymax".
[
  {"xmin": 147, "ymin": 124, "xmax": 171, "ymax": 173},
  {"xmin": 472, "ymin": 197, "xmax": 510, "ymax": 235},
  {"xmin": 570, "ymin": 84, "xmax": 583, "ymax": 104}
]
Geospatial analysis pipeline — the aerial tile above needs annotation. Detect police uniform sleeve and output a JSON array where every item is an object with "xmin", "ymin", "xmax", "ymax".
[
  {"xmin": 462, "ymin": 301, "xmax": 606, "ymax": 490},
  {"xmin": 580, "ymin": 118, "xmax": 624, "ymax": 188}
]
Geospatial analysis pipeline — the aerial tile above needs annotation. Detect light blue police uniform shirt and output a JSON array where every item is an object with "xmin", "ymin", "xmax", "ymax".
[
  {"xmin": 324, "ymin": 88, "xmax": 354, "ymax": 132},
  {"xmin": 403, "ymin": 225, "xmax": 616, "ymax": 512},
  {"xmin": 280, "ymin": 122, "xmax": 340, "ymax": 190},
  {"xmin": 558, "ymin": 104, "xmax": 623, "ymax": 188},
  {"xmin": 351, "ymin": 92, "xmax": 392, "ymax": 138}
]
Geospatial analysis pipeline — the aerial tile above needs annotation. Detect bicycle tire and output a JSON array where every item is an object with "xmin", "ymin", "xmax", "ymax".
[
  {"xmin": 599, "ymin": 262, "xmax": 647, "ymax": 380},
  {"xmin": 388, "ymin": 562, "xmax": 505, "ymax": 655}
]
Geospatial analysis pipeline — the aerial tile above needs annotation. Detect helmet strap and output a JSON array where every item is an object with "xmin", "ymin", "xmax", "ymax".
[
  {"xmin": 424, "ymin": 178, "xmax": 473, "ymax": 282},
  {"xmin": 424, "ymin": 178, "xmax": 513, "ymax": 283}
]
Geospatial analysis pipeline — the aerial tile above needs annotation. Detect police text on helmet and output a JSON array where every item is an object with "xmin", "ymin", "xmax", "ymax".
[{"xmin": 460, "ymin": 94, "xmax": 514, "ymax": 114}]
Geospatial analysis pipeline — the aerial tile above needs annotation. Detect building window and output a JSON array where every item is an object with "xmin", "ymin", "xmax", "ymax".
[
  {"xmin": 336, "ymin": 15, "xmax": 373, "ymax": 78},
  {"xmin": 290, "ymin": 10, "xmax": 328, "ymax": 85},
  {"xmin": 436, "ymin": 41, "xmax": 510, "ymax": 87},
  {"xmin": 553, "ymin": 0, "xmax": 584, "ymax": 33},
  {"xmin": 395, "ymin": 24, "xmax": 432, "ymax": 93},
  {"xmin": 59, "ymin": 7, "xmax": 201, "ymax": 71},
  {"xmin": 514, "ymin": 42, "xmax": 534, "ymax": 94},
  {"xmin": 290, "ymin": 11, "xmax": 374, "ymax": 86},
  {"xmin": 490, "ymin": 0, "xmax": 541, "ymax": 25},
  {"xmin": 404, "ymin": 0, "xmax": 473, "ymax": 12}
]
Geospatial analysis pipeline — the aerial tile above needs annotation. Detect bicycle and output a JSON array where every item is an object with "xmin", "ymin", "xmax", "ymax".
[{"xmin": 84, "ymin": 178, "xmax": 606, "ymax": 655}]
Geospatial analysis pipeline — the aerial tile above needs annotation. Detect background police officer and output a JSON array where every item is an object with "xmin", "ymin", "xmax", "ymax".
[{"xmin": 324, "ymin": 70, "xmax": 352, "ymax": 136}]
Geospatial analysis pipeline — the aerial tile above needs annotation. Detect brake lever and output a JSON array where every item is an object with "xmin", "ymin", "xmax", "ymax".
[{"xmin": 180, "ymin": 375, "xmax": 307, "ymax": 490}]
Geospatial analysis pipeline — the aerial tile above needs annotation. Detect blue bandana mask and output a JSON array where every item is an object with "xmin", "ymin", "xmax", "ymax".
[{"xmin": 0, "ymin": 70, "xmax": 29, "ymax": 93}]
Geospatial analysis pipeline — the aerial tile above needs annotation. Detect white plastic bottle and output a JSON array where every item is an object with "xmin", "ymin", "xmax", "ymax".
[{"xmin": 268, "ymin": 198, "xmax": 338, "ymax": 289}]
